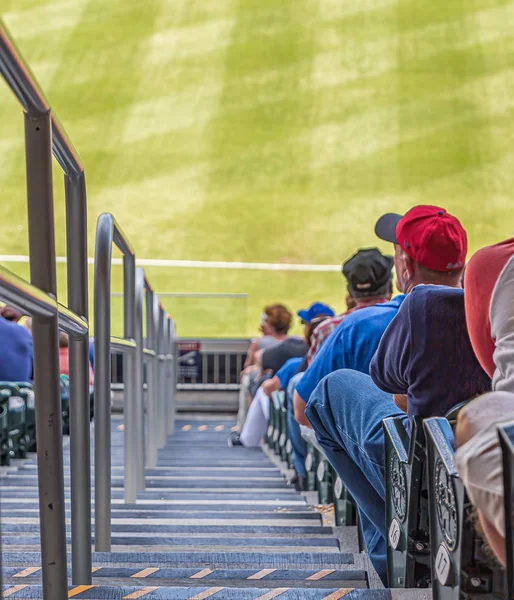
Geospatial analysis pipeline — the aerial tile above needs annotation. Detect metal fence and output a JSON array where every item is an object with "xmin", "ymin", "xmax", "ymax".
[
  {"xmin": 177, "ymin": 338, "xmax": 250, "ymax": 389},
  {"xmin": 0, "ymin": 19, "xmax": 177, "ymax": 598}
]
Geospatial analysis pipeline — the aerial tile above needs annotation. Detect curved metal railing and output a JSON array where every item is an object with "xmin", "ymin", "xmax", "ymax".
[
  {"xmin": 0, "ymin": 18, "xmax": 177, "ymax": 597},
  {"xmin": 94, "ymin": 213, "xmax": 176, "ymax": 551}
]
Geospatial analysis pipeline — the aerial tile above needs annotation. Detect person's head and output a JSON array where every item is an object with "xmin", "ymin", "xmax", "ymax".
[
  {"xmin": 304, "ymin": 315, "xmax": 332, "ymax": 346},
  {"xmin": 259, "ymin": 313, "xmax": 273, "ymax": 336},
  {"xmin": 342, "ymin": 248, "xmax": 394, "ymax": 302},
  {"xmin": 59, "ymin": 331, "xmax": 69, "ymax": 348},
  {"xmin": 375, "ymin": 205, "xmax": 467, "ymax": 293},
  {"xmin": 297, "ymin": 302, "xmax": 335, "ymax": 346},
  {"xmin": 0, "ymin": 305, "xmax": 23, "ymax": 322},
  {"xmin": 261, "ymin": 304, "xmax": 293, "ymax": 336},
  {"xmin": 297, "ymin": 303, "xmax": 335, "ymax": 344}
]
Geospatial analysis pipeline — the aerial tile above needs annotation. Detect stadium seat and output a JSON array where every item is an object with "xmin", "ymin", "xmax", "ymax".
[
  {"xmin": 424, "ymin": 417, "xmax": 505, "ymax": 599},
  {"xmin": 0, "ymin": 383, "xmax": 27, "ymax": 463},
  {"xmin": 0, "ymin": 398, "xmax": 8, "ymax": 464},
  {"xmin": 316, "ymin": 452, "xmax": 333, "ymax": 505},
  {"xmin": 305, "ymin": 442, "xmax": 319, "ymax": 491},
  {"xmin": 383, "ymin": 402, "xmax": 473, "ymax": 589},
  {"xmin": 14, "ymin": 381, "xmax": 36, "ymax": 452},
  {"xmin": 60, "ymin": 374, "xmax": 70, "ymax": 435},
  {"xmin": 333, "ymin": 465, "xmax": 358, "ymax": 526},
  {"xmin": 383, "ymin": 416, "xmax": 430, "ymax": 588},
  {"xmin": 268, "ymin": 392, "xmax": 282, "ymax": 454},
  {"xmin": 278, "ymin": 392, "xmax": 289, "ymax": 462}
]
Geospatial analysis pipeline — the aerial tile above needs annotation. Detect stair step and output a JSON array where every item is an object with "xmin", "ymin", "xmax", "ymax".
[
  {"xmin": 0, "ymin": 491, "xmax": 301, "ymax": 501},
  {"xmin": 0, "ymin": 524, "xmax": 331, "ymax": 535},
  {"xmin": 1, "ymin": 551, "xmax": 355, "ymax": 569},
  {"xmin": 1, "ymin": 584, "xmax": 394, "ymax": 598},
  {"xmin": 1, "ymin": 535, "xmax": 340, "ymax": 550},
  {"xmin": 2, "ymin": 417, "xmax": 385, "ymax": 597},
  {"xmin": 2, "ymin": 566, "xmax": 367, "ymax": 587},
  {"xmin": 0, "ymin": 478, "xmax": 291, "ymax": 489},
  {"xmin": 0, "ymin": 506, "xmax": 319, "ymax": 517}
]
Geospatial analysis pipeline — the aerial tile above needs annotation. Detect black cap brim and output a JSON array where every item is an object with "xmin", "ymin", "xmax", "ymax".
[{"xmin": 374, "ymin": 213, "xmax": 403, "ymax": 244}]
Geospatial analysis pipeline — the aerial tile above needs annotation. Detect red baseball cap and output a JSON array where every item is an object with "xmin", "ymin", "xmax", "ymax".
[{"xmin": 374, "ymin": 205, "xmax": 467, "ymax": 272}]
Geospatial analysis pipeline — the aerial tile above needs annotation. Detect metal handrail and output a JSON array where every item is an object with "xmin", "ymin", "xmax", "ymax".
[
  {"xmin": 1, "ymin": 18, "xmax": 92, "ymax": 593},
  {"xmin": 0, "ymin": 273, "xmax": 87, "ymax": 331},
  {"xmin": 2, "ymin": 18, "xmax": 178, "ymax": 593},
  {"xmin": 0, "ymin": 19, "xmax": 82, "ymax": 174},
  {"xmin": 110, "ymin": 336, "xmax": 137, "ymax": 352},
  {"xmin": 94, "ymin": 212, "xmax": 137, "ymax": 551}
]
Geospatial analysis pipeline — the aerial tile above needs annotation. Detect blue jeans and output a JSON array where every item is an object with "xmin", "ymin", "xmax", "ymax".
[
  {"xmin": 287, "ymin": 372, "xmax": 307, "ymax": 477},
  {"xmin": 305, "ymin": 369, "xmax": 407, "ymax": 586}
]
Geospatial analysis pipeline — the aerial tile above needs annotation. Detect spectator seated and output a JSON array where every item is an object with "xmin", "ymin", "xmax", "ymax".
[{"xmin": 424, "ymin": 417, "xmax": 505, "ymax": 599}]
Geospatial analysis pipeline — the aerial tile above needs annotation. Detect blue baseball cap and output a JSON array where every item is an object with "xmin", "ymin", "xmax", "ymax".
[{"xmin": 297, "ymin": 302, "xmax": 335, "ymax": 323}]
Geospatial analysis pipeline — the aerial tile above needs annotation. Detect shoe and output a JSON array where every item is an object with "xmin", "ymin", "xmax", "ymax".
[
  {"xmin": 227, "ymin": 432, "xmax": 243, "ymax": 447},
  {"xmin": 287, "ymin": 474, "xmax": 306, "ymax": 492},
  {"xmin": 294, "ymin": 476, "xmax": 307, "ymax": 492}
]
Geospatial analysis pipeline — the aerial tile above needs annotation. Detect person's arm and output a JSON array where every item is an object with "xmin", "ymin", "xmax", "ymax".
[
  {"xmin": 294, "ymin": 389, "xmax": 311, "ymax": 426},
  {"xmin": 369, "ymin": 297, "xmax": 411, "ymax": 408},
  {"xmin": 243, "ymin": 339, "xmax": 259, "ymax": 369},
  {"xmin": 294, "ymin": 329, "xmax": 343, "ymax": 417},
  {"xmin": 490, "ymin": 255, "xmax": 514, "ymax": 394},
  {"xmin": 261, "ymin": 376, "xmax": 281, "ymax": 398}
]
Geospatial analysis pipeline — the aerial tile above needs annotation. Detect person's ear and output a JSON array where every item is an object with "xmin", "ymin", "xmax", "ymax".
[
  {"xmin": 404, "ymin": 253, "xmax": 415, "ymax": 280},
  {"xmin": 394, "ymin": 249, "xmax": 410, "ymax": 293}
]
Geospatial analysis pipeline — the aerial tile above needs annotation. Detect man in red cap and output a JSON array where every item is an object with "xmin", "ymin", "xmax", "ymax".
[{"xmin": 301, "ymin": 206, "xmax": 491, "ymax": 585}]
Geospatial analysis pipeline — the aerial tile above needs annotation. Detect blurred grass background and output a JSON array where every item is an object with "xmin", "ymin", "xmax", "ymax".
[{"xmin": 1, "ymin": 0, "xmax": 514, "ymax": 336}]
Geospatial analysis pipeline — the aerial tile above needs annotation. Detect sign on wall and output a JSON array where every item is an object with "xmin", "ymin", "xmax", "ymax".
[{"xmin": 178, "ymin": 341, "xmax": 202, "ymax": 380}]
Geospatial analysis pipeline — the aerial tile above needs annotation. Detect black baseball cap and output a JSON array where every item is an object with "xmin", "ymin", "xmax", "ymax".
[
  {"xmin": 374, "ymin": 213, "xmax": 402, "ymax": 243},
  {"xmin": 342, "ymin": 248, "xmax": 394, "ymax": 296}
]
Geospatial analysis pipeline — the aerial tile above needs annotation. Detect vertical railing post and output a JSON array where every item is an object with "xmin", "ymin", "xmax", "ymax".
[
  {"xmin": 146, "ymin": 286, "xmax": 158, "ymax": 468},
  {"xmin": 94, "ymin": 216, "xmax": 113, "ymax": 551},
  {"xmin": 170, "ymin": 318, "xmax": 177, "ymax": 435},
  {"xmin": 157, "ymin": 302, "xmax": 166, "ymax": 449},
  {"xmin": 25, "ymin": 109, "xmax": 68, "ymax": 600},
  {"xmin": 134, "ymin": 268, "xmax": 145, "ymax": 491},
  {"xmin": 123, "ymin": 254, "xmax": 137, "ymax": 503},
  {"xmin": 166, "ymin": 318, "xmax": 174, "ymax": 436},
  {"xmin": 65, "ymin": 171, "xmax": 92, "ymax": 584}
]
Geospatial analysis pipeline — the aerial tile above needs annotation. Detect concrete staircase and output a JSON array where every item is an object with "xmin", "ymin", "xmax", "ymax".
[{"xmin": 0, "ymin": 415, "xmax": 430, "ymax": 599}]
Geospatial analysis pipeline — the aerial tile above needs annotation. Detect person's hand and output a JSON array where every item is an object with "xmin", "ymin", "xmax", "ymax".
[{"xmin": 393, "ymin": 393, "xmax": 408, "ymax": 412}]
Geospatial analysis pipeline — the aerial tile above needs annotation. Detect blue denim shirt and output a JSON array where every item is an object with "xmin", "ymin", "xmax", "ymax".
[{"xmin": 296, "ymin": 295, "xmax": 406, "ymax": 403}]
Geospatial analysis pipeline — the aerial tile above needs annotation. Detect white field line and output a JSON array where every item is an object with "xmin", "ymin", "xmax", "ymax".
[{"xmin": 0, "ymin": 255, "xmax": 341, "ymax": 272}]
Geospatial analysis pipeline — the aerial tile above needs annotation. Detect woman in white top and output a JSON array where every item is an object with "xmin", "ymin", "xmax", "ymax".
[{"xmin": 237, "ymin": 305, "xmax": 292, "ymax": 429}]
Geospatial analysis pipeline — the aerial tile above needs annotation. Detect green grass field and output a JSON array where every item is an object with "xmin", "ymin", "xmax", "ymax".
[{"xmin": 1, "ymin": 0, "xmax": 514, "ymax": 336}]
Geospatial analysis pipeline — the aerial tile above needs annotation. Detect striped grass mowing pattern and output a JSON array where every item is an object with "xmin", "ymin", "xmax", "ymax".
[{"xmin": 1, "ymin": 0, "xmax": 514, "ymax": 335}]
